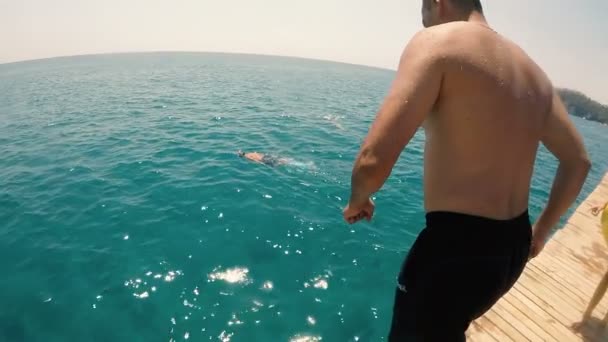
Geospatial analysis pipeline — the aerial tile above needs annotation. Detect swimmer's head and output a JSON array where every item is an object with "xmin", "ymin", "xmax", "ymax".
[
  {"xmin": 237, "ymin": 150, "xmax": 245, "ymax": 157},
  {"xmin": 421, "ymin": 0, "xmax": 483, "ymax": 28}
]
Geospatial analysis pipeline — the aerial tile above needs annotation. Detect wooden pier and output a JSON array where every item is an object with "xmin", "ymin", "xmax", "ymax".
[{"xmin": 467, "ymin": 173, "xmax": 608, "ymax": 341}]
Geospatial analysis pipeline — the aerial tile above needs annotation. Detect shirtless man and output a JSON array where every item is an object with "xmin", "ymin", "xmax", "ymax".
[
  {"xmin": 237, "ymin": 150, "xmax": 288, "ymax": 167},
  {"xmin": 342, "ymin": 0, "xmax": 591, "ymax": 340}
]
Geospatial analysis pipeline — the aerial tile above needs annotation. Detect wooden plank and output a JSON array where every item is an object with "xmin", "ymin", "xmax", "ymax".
[
  {"xmin": 519, "ymin": 269, "xmax": 586, "ymax": 314},
  {"xmin": 550, "ymin": 226, "xmax": 608, "ymax": 264},
  {"xmin": 468, "ymin": 316, "xmax": 509, "ymax": 342},
  {"xmin": 523, "ymin": 262, "xmax": 590, "ymax": 306},
  {"xmin": 498, "ymin": 297, "xmax": 560, "ymax": 342},
  {"xmin": 484, "ymin": 302, "xmax": 536, "ymax": 341},
  {"xmin": 548, "ymin": 237, "xmax": 608, "ymax": 277},
  {"xmin": 468, "ymin": 172, "xmax": 608, "ymax": 341},
  {"xmin": 512, "ymin": 272, "xmax": 604, "ymax": 340},
  {"xmin": 549, "ymin": 237, "xmax": 607, "ymax": 270},
  {"xmin": 506, "ymin": 288, "xmax": 580, "ymax": 341},
  {"xmin": 533, "ymin": 252, "xmax": 595, "ymax": 286},
  {"xmin": 527, "ymin": 258, "xmax": 597, "ymax": 301},
  {"xmin": 533, "ymin": 256, "xmax": 602, "ymax": 293},
  {"xmin": 530, "ymin": 254, "xmax": 606, "ymax": 300},
  {"xmin": 526, "ymin": 259, "xmax": 608, "ymax": 317},
  {"xmin": 553, "ymin": 226, "xmax": 605, "ymax": 255},
  {"xmin": 529, "ymin": 259, "xmax": 608, "ymax": 317},
  {"xmin": 544, "ymin": 233, "xmax": 606, "ymax": 271},
  {"xmin": 513, "ymin": 276, "xmax": 580, "ymax": 324}
]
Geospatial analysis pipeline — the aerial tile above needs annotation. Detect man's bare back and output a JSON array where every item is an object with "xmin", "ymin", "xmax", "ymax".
[{"xmin": 422, "ymin": 22, "xmax": 552, "ymax": 219}]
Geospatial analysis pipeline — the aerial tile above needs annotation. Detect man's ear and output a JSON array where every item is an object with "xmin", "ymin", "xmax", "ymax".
[{"xmin": 436, "ymin": 0, "xmax": 447, "ymax": 21}]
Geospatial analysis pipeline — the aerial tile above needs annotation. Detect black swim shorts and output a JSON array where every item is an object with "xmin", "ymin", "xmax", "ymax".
[
  {"xmin": 261, "ymin": 155, "xmax": 279, "ymax": 167},
  {"xmin": 388, "ymin": 210, "xmax": 532, "ymax": 341}
]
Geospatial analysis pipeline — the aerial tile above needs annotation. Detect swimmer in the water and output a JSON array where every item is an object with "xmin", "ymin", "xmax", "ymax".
[{"xmin": 237, "ymin": 150, "xmax": 289, "ymax": 167}]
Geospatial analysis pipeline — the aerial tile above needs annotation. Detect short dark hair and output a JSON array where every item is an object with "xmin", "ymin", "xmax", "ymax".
[{"xmin": 454, "ymin": 0, "xmax": 483, "ymax": 13}]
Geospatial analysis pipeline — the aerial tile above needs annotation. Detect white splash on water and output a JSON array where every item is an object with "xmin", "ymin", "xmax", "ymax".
[
  {"xmin": 290, "ymin": 336, "xmax": 322, "ymax": 342},
  {"xmin": 134, "ymin": 291, "xmax": 149, "ymax": 299},
  {"xmin": 208, "ymin": 267, "xmax": 250, "ymax": 284}
]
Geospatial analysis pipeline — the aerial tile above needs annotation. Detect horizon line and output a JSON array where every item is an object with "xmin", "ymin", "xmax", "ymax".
[
  {"xmin": 1, "ymin": 50, "xmax": 603, "ymax": 106},
  {"xmin": 0, "ymin": 50, "xmax": 396, "ymax": 73}
]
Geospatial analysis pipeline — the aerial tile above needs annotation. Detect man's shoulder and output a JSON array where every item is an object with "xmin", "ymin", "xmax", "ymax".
[
  {"xmin": 407, "ymin": 23, "xmax": 479, "ymax": 54},
  {"xmin": 401, "ymin": 24, "xmax": 468, "ymax": 68},
  {"xmin": 404, "ymin": 26, "xmax": 452, "ymax": 57}
]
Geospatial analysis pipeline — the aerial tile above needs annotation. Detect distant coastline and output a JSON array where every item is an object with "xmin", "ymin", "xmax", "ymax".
[{"xmin": 558, "ymin": 88, "xmax": 608, "ymax": 124}]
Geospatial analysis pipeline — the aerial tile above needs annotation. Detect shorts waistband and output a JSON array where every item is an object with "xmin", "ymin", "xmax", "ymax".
[{"xmin": 425, "ymin": 210, "xmax": 531, "ymax": 231}]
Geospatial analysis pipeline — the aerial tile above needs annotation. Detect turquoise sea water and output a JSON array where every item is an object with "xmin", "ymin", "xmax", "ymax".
[{"xmin": 1, "ymin": 52, "xmax": 607, "ymax": 342}]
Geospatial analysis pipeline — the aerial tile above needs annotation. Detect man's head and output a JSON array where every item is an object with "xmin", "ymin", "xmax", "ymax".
[{"xmin": 422, "ymin": 0, "xmax": 483, "ymax": 28}]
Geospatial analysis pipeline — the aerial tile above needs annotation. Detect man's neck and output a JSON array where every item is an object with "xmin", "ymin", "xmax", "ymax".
[
  {"xmin": 466, "ymin": 11, "xmax": 489, "ymax": 26},
  {"xmin": 446, "ymin": 10, "xmax": 489, "ymax": 27}
]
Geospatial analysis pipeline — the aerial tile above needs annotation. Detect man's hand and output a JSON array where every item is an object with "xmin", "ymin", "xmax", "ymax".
[
  {"xmin": 343, "ymin": 198, "xmax": 375, "ymax": 224},
  {"xmin": 529, "ymin": 226, "xmax": 550, "ymax": 259}
]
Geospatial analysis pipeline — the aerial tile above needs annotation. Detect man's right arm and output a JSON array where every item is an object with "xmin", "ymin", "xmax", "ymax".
[{"xmin": 533, "ymin": 89, "xmax": 591, "ymax": 246}]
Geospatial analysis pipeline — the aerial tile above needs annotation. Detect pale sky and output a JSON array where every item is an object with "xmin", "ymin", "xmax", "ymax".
[{"xmin": 1, "ymin": 0, "xmax": 607, "ymax": 103}]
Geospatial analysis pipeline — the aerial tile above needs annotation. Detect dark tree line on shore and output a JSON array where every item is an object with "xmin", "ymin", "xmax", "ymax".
[{"xmin": 558, "ymin": 88, "xmax": 608, "ymax": 124}]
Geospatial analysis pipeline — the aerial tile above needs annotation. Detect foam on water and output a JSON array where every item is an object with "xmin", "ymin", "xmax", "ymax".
[{"xmin": 285, "ymin": 158, "xmax": 318, "ymax": 171}]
